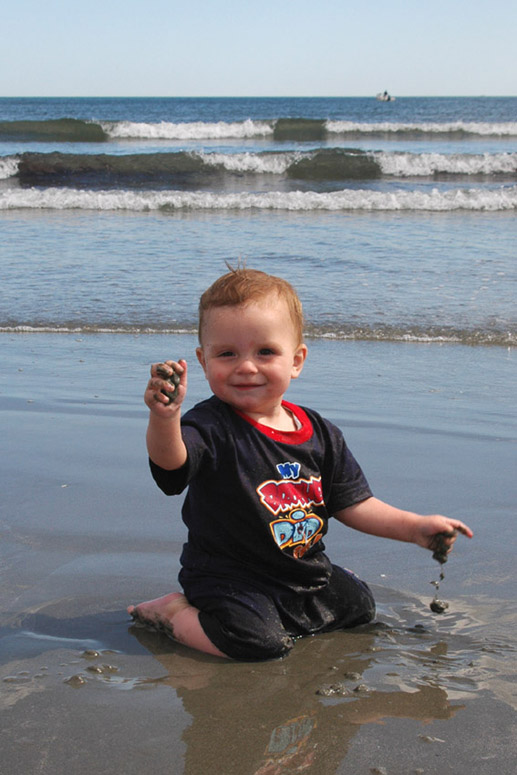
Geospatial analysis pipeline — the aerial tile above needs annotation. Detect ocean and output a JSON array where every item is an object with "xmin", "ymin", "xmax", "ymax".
[
  {"xmin": 1, "ymin": 97, "xmax": 517, "ymax": 773},
  {"xmin": 0, "ymin": 96, "xmax": 516, "ymax": 346}
]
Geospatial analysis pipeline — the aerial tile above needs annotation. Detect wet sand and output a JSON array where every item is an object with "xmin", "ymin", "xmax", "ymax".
[{"xmin": 1, "ymin": 333, "xmax": 516, "ymax": 775}]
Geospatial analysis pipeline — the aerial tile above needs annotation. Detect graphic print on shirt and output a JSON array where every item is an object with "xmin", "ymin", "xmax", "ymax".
[{"xmin": 257, "ymin": 461, "xmax": 325, "ymax": 559}]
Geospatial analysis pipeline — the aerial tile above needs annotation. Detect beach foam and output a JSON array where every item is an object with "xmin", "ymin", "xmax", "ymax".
[{"xmin": 2, "ymin": 184, "xmax": 516, "ymax": 211}]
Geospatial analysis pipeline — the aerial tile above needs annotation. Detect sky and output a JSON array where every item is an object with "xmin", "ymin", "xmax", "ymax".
[{"xmin": 3, "ymin": 0, "xmax": 516, "ymax": 97}]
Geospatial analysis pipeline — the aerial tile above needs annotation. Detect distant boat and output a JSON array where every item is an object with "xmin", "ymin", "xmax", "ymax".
[{"xmin": 376, "ymin": 91, "xmax": 395, "ymax": 102}]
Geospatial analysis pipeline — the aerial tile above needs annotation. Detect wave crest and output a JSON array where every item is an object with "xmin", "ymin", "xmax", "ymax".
[
  {"xmin": 327, "ymin": 120, "xmax": 517, "ymax": 137},
  {"xmin": 102, "ymin": 118, "xmax": 274, "ymax": 140},
  {"xmin": 2, "ymin": 185, "xmax": 517, "ymax": 212},
  {"xmin": 2, "ymin": 116, "xmax": 516, "ymax": 144},
  {"xmin": 377, "ymin": 151, "xmax": 517, "ymax": 177},
  {"xmin": 0, "ymin": 155, "xmax": 19, "ymax": 179}
]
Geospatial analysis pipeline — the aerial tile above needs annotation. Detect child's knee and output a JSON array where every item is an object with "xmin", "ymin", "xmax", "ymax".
[
  {"xmin": 355, "ymin": 594, "xmax": 376, "ymax": 626},
  {"xmin": 328, "ymin": 566, "xmax": 376, "ymax": 629},
  {"xmin": 244, "ymin": 630, "xmax": 294, "ymax": 661},
  {"xmin": 350, "ymin": 579, "xmax": 376, "ymax": 625},
  {"xmin": 199, "ymin": 611, "xmax": 294, "ymax": 661},
  {"xmin": 222, "ymin": 626, "xmax": 294, "ymax": 661}
]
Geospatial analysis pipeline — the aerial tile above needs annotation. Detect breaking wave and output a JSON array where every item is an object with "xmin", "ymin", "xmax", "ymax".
[
  {"xmin": 0, "ymin": 155, "xmax": 19, "ymax": 179},
  {"xmin": 4, "ymin": 149, "xmax": 516, "ymax": 187},
  {"xmin": 376, "ymin": 151, "xmax": 517, "ymax": 177},
  {"xmin": 327, "ymin": 120, "xmax": 517, "ymax": 137},
  {"xmin": 1, "ymin": 116, "xmax": 516, "ymax": 144},
  {"xmin": 1, "ymin": 185, "xmax": 516, "ymax": 212},
  {"xmin": 102, "ymin": 118, "xmax": 517, "ymax": 141},
  {"xmin": 102, "ymin": 118, "xmax": 273, "ymax": 140}
]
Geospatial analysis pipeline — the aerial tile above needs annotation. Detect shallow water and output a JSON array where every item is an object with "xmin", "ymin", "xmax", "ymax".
[
  {"xmin": 1, "ymin": 589, "xmax": 515, "ymax": 775},
  {"xmin": 1, "ymin": 332, "xmax": 515, "ymax": 773},
  {"xmin": 1, "ymin": 208, "xmax": 516, "ymax": 346}
]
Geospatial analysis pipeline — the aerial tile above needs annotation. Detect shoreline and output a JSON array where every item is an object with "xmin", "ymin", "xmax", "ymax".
[{"xmin": 2, "ymin": 326, "xmax": 515, "ymax": 348}]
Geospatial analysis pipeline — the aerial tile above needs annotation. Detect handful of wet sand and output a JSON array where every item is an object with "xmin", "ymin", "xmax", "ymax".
[
  {"xmin": 429, "ymin": 531, "xmax": 457, "ymax": 614},
  {"xmin": 156, "ymin": 364, "xmax": 181, "ymax": 403}
]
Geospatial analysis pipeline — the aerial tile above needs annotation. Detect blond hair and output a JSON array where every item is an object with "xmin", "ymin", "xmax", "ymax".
[{"xmin": 198, "ymin": 266, "xmax": 304, "ymax": 343}]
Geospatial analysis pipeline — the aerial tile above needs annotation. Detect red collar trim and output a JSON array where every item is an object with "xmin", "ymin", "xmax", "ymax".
[{"xmin": 234, "ymin": 400, "xmax": 313, "ymax": 445}]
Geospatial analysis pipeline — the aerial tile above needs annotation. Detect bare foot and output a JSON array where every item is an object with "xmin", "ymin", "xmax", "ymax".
[
  {"xmin": 128, "ymin": 592, "xmax": 228, "ymax": 658},
  {"xmin": 128, "ymin": 592, "xmax": 190, "ymax": 639}
]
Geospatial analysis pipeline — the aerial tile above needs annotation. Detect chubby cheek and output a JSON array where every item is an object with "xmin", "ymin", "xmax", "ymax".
[{"xmin": 203, "ymin": 362, "xmax": 227, "ymax": 388}]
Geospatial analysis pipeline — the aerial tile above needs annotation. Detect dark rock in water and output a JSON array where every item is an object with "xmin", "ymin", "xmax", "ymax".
[
  {"xmin": 430, "ymin": 598, "xmax": 449, "ymax": 614},
  {"xmin": 408, "ymin": 623, "xmax": 427, "ymax": 633}
]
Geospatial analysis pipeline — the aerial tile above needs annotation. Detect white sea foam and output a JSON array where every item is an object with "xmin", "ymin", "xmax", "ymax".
[
  {"xmin": 5, "ymin": 147, "xmax": 515, "ymax": 180},
  {"xmin": 376, "ymin": 151, "xmax": 517, "ymax": 176},
  {"xmin": 198, "ymin": 149, "xmax": 517, "ymax": 176},
  {"xmin": 97, "ymin": 119, "xmax": 517, "ymax": 141},
  {"xmin": 2, "ymin": 185, "xmax": 516, "ymax": 212},
  {"xmin": 102, "ymin": 119, "xmax": 274, "ymax": 140},
  {"xmin": 102, "ymin": 119, "xmax": 517, "ymax": 140},
  {"xmin": 0, "ymin": 156, "xmax": 19, "ymax": 179},
  {"xmin": 326, "ymin": 120, "xmax": 517, "ymax": 136},
  {"xmin": 196, "ymin": 151, "xmax": 300, "ymax": 174}
]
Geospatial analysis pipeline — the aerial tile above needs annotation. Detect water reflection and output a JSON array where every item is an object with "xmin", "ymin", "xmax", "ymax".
[{"xmin": 130, "ymin": 624, "xmax": 462, "ymax": 775}]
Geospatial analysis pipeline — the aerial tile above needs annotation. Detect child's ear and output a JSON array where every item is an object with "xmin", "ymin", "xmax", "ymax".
[
  {"xmin": 291, "ymin": 343, "xmax": 308, "ymax": 379},
  {"xmin": 196, "ymin": 346, "xmax": 207, "ymax": 374}
]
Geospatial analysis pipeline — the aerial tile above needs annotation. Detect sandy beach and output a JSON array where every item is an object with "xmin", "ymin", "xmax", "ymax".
[{"xmin": 1, "ymin": 332, "xmax": 515, "ymax": 775}]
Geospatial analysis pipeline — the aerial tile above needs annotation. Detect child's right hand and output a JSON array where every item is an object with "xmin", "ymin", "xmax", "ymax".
[{"xmin": 144, "ymin": 359, "xmax": 187, "ymax": 415}]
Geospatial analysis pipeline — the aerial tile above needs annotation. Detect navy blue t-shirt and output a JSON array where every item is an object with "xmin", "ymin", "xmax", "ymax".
[{"xmin": 149, "ymin": 396, "xmax": 372, "ymax": 594}]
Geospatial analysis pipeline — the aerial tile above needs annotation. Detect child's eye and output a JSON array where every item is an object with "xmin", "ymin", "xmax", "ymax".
[
  {"xmin": 217, "ymin": 350, "xmax": 235, "ymax": 358},
  {"xmin": 259, "ymin": 348, "xmax": 275, "ymax": 356}
]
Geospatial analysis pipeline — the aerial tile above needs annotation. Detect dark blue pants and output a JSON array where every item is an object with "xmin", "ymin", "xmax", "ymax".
[{"xmin": 180, "ymin": 564, "xmax": 375, "ymax": 661}]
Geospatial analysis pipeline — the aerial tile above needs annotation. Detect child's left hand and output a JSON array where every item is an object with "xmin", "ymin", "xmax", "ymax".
[
  {"xmin": 336, "ymin": 498, "xmax": 473, "ymax": 557},
  {"xmin": 415, "ymin": 516, "xmax": 473, "ymax": 558}
]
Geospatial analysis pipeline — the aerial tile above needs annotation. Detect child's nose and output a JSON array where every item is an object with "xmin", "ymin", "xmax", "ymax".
[{"xmin": 236, "ymin": 358, "xmax": 258, "ymax": 374}]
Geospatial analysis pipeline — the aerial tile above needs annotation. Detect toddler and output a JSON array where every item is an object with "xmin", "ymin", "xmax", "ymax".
[{"xmin": 129, "ymin": 268, "xmax": 472, "ymax": 660}]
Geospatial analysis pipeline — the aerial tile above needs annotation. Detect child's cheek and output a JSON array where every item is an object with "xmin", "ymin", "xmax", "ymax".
[{"xmin": 207, "ymin": 363, "xmax": 226, "ymax": 386}]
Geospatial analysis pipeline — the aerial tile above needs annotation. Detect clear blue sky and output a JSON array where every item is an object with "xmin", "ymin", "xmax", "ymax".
[{"xmin": 3, "ymin": 0, "xmax": 516, "ymax": 97}]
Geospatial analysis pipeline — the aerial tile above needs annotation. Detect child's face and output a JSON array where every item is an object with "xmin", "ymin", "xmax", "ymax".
[{"xmin": 196, "ymin": 297, "xmax": 307, "ymax": 419}]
